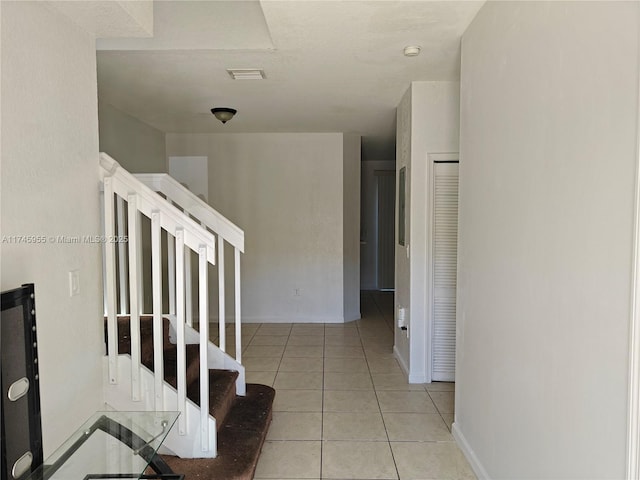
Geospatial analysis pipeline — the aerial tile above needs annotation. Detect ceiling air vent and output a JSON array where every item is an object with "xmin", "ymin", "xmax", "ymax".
[{"xmin": 227, "ymin": 69, "xmax": 266, "ymax": 80}]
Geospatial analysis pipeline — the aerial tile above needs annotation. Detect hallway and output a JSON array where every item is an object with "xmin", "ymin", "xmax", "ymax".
[{"xmin": 222, "ymin": 291, "xmax": 474, "ymax": 479}]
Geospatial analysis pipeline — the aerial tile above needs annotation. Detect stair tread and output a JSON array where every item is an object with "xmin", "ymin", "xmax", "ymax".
[
  {"xmin": 161, "ymin": 383, "xmax": 276, "ymax": 480},
  {"xmin": 187, "ymin": 369, "xmax": 239, "ymax": 426}
]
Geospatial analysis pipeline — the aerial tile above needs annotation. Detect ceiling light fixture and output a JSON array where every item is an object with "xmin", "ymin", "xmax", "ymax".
[
  {"xmin": 403, "ymin": 45, "xmax": 421, "ymax": 57},
  {"xmin": 211, "ymin": 107, "xmax": 237, "ymax": 124}
]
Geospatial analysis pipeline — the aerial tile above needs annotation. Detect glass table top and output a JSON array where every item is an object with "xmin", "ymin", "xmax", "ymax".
[{"xmin": 25, "ymin": 411, "xmax": 179, "ymax": 480}]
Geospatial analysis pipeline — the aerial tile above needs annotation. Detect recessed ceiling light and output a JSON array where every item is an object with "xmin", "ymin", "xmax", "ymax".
[
  {"xmin": 227, "ymin": 69, "xmax": 265, "ymax": 80},
  {"xmin": 403, "ymin": 46, "xmax": 421, "ymax": 57}
]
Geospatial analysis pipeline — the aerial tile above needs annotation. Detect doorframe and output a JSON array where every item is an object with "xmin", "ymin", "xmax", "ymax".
[
  {"xmin": 628, "ymin": 158, "xmax": 640, "ymax": 477},
  {"xmin": 628, "ymin": 8, "xmax": 640, "ymax": 475},
  {"xmin": 425, "ymin": 152, "xmax": 459, "ymax": 383}
]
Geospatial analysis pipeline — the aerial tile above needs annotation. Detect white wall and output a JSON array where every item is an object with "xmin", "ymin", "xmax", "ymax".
[
  {"xmin": 98, "ymin": 103, "xmax": 169, "ymax": 313},
  {"xmin": 394, "ymin": 82, "xmax": 460, "ymax": 381},
  {"xmin": 455, "ymin": 2, "xmax": 638, "ymax": 478},
  {"xmin": 343, "ymin": 134, "xmax": 361, "ymax": 321},
  {"xmin": 361, "ymin": 160, "xmax": 396, "ymax": 290},
  {"xmin": 395, "ymin": 88, "xmax": 412, "ymax": 370},
  {"xmin": 99, "ymin": 101, "xmax": 167, "ymax": 173},
  {"xmin": 166, "ymin": 132, "xmax": 359, "ymax": 323},
  {"xmin": 1, "ymin": 2, "xmax": 104, "ymax": 454}
]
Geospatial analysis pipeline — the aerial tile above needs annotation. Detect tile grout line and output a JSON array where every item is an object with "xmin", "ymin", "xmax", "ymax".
[
  {"xmin": 425, "ymin": 388, "xmax": 453, "ymax": 433},
  {"xmin": 360, "ymin": 291, "xmax": 402, "ymax": 480},
  {"xmin": 275, "ymin": 322, "xmax": 293, "ymax": 386}
]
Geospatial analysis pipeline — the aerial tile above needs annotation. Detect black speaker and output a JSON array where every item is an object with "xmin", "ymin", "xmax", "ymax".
[{"xmin": 1, "ymin": 284, "xmax": 42, "ymax": 480}]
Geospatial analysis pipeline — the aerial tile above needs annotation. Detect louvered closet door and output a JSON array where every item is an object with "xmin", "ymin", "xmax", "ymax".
[{"xmin": 432, "ymin": 162, "xmax": 459, "ymax": 382}]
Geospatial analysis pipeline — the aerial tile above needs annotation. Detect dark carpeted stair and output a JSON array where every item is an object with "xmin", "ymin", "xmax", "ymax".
[
  {"xmin": 108, "ymin": 316, "xmax": 275, "ymax": 480},
  {"xmin": 161, "ymin": 384, "xmax": 275, "ymax": 480}
]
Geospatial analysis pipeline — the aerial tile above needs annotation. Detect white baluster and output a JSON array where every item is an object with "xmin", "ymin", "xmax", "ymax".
[
  {"xmin": 135, "ymin": 204, "xmax": 143, "ymax": 315},
  {"xmin": 167, "ymin": 202, "xmax": 176, "ymax": 316},
  {"xmin": 103, "ymin": 177, "xmax": 118, "ymax": 384},
  {"xmin": 185, "ymin": 249, "xmax": 193, "ymax": 327},
  {"xmin": 198, "ymin": 245, "xmax": 210, "ymax": 453},
  {"xmin": 116, "ymin": 196, "xmax": 128, "ymax": 314},
  {"xmin": 175, "ymin": 229, "xmax": 187, "ymax": 435},
  {"xmin": 101, "ymin": 191, "xmax": 107, "ymax": 316},
  {"xmin": 235, "ymin": 247, "xmax": 242, "ymax": 364},
  {"xmin": 151, "ymin": 211, "xmax": 164, "ymax": 410},
  {"xmin": 218, "ymin": 236, "xmax": 225, "ymax": 352},
  {"xmin": 127, "ymin": 194, "xmax": 141, "ymax": 401}
]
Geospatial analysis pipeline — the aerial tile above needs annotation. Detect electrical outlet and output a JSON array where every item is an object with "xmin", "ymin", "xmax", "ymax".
[
  {"xmin": 294, "ymin": 288, "xmax": 301, "ymax": 297},
  {"xmin": 69, "ymin": 270, "xmax": 80, "ymax": 297}
]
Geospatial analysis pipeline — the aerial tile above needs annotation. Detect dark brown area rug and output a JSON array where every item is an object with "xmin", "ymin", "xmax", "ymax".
[{"xmin": 161, "ymin": 384, "xmax": 276, "ymax": 480}]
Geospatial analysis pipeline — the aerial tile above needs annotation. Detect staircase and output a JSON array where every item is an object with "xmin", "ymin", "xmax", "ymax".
[{"xmin": 99, "ymin": 153, "xmax": 274, "ymax": 478}]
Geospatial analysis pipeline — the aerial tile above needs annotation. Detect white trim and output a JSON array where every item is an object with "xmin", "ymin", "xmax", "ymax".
[
  {"xmin": 393, "ymin": 345, "xmax": 410, "ymax": 377},
  {"xmin": 394, "ymin": 344, "xmax": 425, "ymax": 383},
  {"xmin": 99, "ymin": 154, "xmax": 217, "ymax": 264},
  {"xmin": 408, "ymin": 370, "xmax": 426, "ymax": 384},
  {"xmin": 425, "ymin": 152, "xmax": 459, "ymax": 383},
  {"xmin": 452, "ymin": 422, "xmax": 490, "ymax": 480},
  {"xmin": 627, "ymin": 6, "xmax": 640, "ymax": 476},
  {"xmin": 134, "ymin": 172, "xmax": 244, "ymax": 252},
  {"xmin": 344, "ymin": 312, "xmax": 362, "ymax": 322},
  {"xmin": 239, "ymin": 315, "xmax": 349, "ymax": 324}
]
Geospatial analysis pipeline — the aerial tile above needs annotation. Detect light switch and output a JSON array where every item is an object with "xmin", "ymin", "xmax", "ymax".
[{"xmin": 69, "ymin": 270, "xmax": 80, "ymax": 297}]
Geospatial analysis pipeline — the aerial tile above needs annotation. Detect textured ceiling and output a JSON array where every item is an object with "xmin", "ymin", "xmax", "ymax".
[{"xmin": 96, "ymin": 1, "xmax": 484, "ymax": 160}]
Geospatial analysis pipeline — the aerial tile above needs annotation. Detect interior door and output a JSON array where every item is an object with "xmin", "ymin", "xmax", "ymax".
[
  {"xmin": 375, "ymin": 171, "xmax": 396, "ymax": 291},
  {"xmin": 432, "ymin": 161, "xmax": 459, "ymax": 382}
]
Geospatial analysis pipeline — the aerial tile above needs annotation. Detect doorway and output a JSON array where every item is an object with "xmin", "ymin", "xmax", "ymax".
[
  {"xmin": 375, "ymin": 170, "xmax": 396, "ymax": 291},
  {"xmin": 360, "ymin": 161, "xmax": 396, "ymax": 291}
]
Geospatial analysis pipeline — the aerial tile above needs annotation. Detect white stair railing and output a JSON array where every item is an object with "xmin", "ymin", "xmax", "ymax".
[
  {"xmin": 133, "ymin": 173, "xmax": 245, "ymax": 365},
  {"xmin": 100, "ymin": 153, "xmax": 245, "ymax": 458}
]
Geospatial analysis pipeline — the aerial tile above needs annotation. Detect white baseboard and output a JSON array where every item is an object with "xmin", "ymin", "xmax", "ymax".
[
  {"xmin": 240, "ymin": 316, "xmax": 346, "ymax": 324},
  {"xmin": 408, "ymin": 371, "xmax": 426, "ymax": 384},
  {"xmin": 393, "ymin": 345, "xmax": 410, "ymax": 377},
  {"xmin": 452, "ymin": 422, "xmax": 490, "ymax": 480},
  {"xmin": 392, "ymin": 345, "xmax": 426, "ymax": 383},
  {"xmin": 343, "ymin": 311, "xmax": 362, "ymax": 322},
  {"xmin": 201, "ymin": 315, "xmax": 348, "ymax": 324}
]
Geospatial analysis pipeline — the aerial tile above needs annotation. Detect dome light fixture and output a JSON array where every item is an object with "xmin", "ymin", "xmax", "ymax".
[{"xmin": 211, "ymin": 107, "xmax": 237, "ymax": 124}]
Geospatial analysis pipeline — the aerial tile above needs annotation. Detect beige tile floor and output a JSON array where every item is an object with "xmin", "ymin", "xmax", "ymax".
[{"xmin": 218, "ymin": 291, "xmax": 476, "ymax": 480}]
